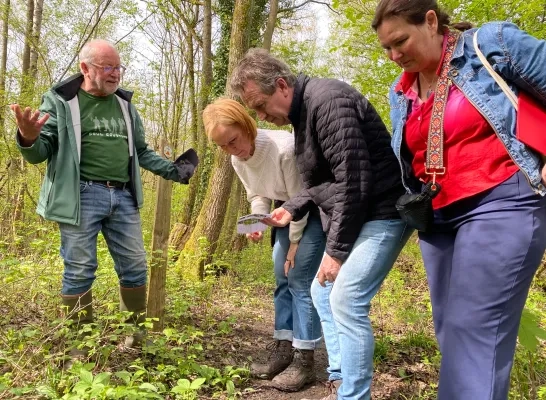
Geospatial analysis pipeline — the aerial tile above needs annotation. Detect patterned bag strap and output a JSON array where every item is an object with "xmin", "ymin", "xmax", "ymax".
[{"xmin": 425, "ymin": 31, "xmax": 460, "ymax": 188}]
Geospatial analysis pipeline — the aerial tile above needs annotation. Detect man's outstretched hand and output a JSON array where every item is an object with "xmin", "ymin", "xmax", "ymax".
[
  {"xmin": 262, "ymin": 207, "xmax": 293, "ymax": 227},
  {"xmin": 10, "ymin": 104, "xmax": 50, "ymax": 147},
  {"xmin": 174, "ymin": 148, "xmax": 199, "ymax": 184}
]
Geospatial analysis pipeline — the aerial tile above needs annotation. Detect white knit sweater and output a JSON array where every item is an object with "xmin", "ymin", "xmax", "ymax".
[{"xmin": 232, "ymin": 129, "xmax": 308, "ymax": 243}]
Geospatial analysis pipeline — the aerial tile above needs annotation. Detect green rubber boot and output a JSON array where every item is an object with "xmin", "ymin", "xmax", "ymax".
[
  {"xmin": 61, "ymin": 290, "xmax": 93, "ymax": 368},
  {"xmin": 119, "ymin": 285, "xmax": 148, "ymax": 348}
]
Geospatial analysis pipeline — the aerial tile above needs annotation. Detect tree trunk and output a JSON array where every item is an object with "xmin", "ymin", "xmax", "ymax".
[
  {"xmin": 218, "ymin": 177, "xmax": 242, "ymax": 254},
  {"xmin": 262, "ymin": 0, "xmax": 278, "ymax": 51},
  {"xmin": 147, "ymin": 138, "xmax": 173, "ymax": 332},
  {"xmin": 180, "ymin": 12, "xmax": 198, "ymax": 226},
  {"xmin": 29, "ymin": 0, "xmax": 44, "ymax": 81},
  {"xmin": 11, "ymin": 158, "xmax": 25, "ymax": 237},
  {"xmin": 0, "ymin": 0, "xmax": 11, "ymax": 132},
  {"xmin": 183, "ymin": 0, "xmax": 213, "ymax": 227},
  {"xmin": 182, "ymin": 0, "xmax": 256, "ymax": 280},
  {"xmin": 20, "ymin": 0, "xmax": 33, "ymax": 104},
  {"xmin": 232, "ymin": 181, "xmax": 250, "ymax": 251}
]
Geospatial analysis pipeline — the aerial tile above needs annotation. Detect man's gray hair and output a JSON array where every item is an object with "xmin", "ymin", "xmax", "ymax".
[
  {"xmin": 79, "ymin": 39, "xmax": 118, "ymax": 64},
  {"xmin": 230, "ymin": 48, "xmax": 297, "ymax": 96}
]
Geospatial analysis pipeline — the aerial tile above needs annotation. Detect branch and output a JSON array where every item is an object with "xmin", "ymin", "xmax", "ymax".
[
  {"xmin": 24, "ymin": 183, "xmax": 37, "ymax": 208},
  {"xmin": 115, "ymin": 10, "xmax": 157, "ymax": 45},
  {"xmin": 57, "ymin": 0, "xmax": 114, "ymax": 82},
  {"xmin": 278, "ymin": 0, "xmax": 338, "ymax": 15}
]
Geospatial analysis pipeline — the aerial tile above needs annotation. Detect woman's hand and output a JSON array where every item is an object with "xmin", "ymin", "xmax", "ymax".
[
  {"xmin": 246, "ymin": 231, "xmax": 263, "ymax": 242},
  {"xmin": 284, "ymin": 242, "xmax": 299, "ymax": 276},
  {"xmin": 541, "ymin": 162, "xmax": 546, "ymax": 186}
]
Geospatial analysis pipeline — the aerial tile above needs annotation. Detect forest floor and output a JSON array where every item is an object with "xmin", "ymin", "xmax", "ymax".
[
  {"xmin": 1, "ymin": 232, "xmax": 546, "ymax": 399},
  {"xmin": 201, "ymin": 278, "xmax": 438, "ymax": 400}
]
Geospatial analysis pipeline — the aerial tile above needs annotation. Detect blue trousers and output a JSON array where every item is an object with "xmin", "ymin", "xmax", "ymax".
[
  {"xmin": 59, "ymin": 181, "xmax": 147, "ymax": 295},
  {"xmin": 419, "ymin": 171, "xmax": 546, "ymax": 400},
  {"xmin": 311, "ymin": 219, "xmax": 412, "ymax": 400},
  {"xmin": 272, "ymin": 214, "xmax": 325, "ymax": 349}
]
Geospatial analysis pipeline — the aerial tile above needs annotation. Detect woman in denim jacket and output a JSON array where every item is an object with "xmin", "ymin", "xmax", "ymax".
[{"xmin": 373, "ymin": 1, "xmax": 546, "ymax": 399}]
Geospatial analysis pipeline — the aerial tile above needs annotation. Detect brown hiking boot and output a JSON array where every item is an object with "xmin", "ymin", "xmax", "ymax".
[
  {"xmin": 272, "ymin": 349, "xmax": 316, "ymax": 392},
  {"xmin": 251, "ymin": 340, "xmax": 293, "ymax": 379},
  {"xmin": 301, "ymin": 379, "xmax": 341, "ymax": 400}
]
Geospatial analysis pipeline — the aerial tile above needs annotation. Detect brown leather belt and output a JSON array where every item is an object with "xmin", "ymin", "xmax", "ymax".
[{"xmin": 89, "ymin": 180, "xmax": 129, "ymax": 190}]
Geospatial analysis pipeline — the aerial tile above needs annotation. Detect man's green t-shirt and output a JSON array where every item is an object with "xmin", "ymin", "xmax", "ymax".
[{"xmin": 78, "ymin": 89, "xmax": 130, "ymax": 182}]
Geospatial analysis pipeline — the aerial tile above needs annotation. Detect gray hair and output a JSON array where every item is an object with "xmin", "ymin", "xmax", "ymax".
[
  {"xmin": 79, "ymin": 39, "xmax": 118, "ymax": 64},
  {"xmin": 230, "ymin": 48, "xmax": 297, "ymax": 96}
]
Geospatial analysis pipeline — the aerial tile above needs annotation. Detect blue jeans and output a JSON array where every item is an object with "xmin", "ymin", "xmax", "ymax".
[
  {"xmin": 311, "ymin": 219, "xmax": 412, "ymax": 400},
  {"xmin": 272, "ymin": 214, "xmax": 325, "ymax": 349},
  {"xmin": 59, "ymin": 181, "xmax": 147, "ymax": 295},
  {"xmin": 419, "ymin": 171, "xmax": 546, "ymax": 400}
]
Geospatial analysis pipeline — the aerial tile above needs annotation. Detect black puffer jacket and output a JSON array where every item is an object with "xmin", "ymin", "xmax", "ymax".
[{"xmin": 282, "ymin": 74, "xmax": 404, "ymax": 262}]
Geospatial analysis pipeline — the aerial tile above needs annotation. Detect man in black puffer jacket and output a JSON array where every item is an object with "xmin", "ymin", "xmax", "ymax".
[{"xmin": 231, "ymin": 49, "xmax": 413, "ymax": 400}]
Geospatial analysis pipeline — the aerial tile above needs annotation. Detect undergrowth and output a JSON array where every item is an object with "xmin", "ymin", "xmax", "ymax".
[{"xmin": 1, "ymin": 223, "xmax": 546, "ymax": 399}]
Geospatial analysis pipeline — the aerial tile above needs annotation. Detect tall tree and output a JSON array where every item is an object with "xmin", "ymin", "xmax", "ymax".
[
  {"xmin": 179, "ymin": 4, "xmax": 199, "ymax": 228},
  {"xmin": 29, "ymin": 0, "xmax": 44, "ymax": 82},
  {"xmin": 182, "ymin": 0, "xmax": 257, "ymax": 279},
  {"xmin": 147, "ymin": 138, "xmax": 173, "ymax": 331},
  {"xmin": 262, "ymin": 0, "xmax": 279, "ymax": 50},
  {"xmin": 0, "ymin": 0, "xmax": 11, "ymax": 133}
]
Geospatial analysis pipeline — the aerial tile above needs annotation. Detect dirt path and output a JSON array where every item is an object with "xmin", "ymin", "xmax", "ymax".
[
  {"xmin": 232, "ymin": 312, "xmax": 330, "ymax": 400},
  {"xmin": 205, "ymin": 282, "xmax": 437, "ymax": 400}
]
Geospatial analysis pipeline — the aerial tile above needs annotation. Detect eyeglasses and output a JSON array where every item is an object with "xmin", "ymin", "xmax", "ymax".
[{"xmin": 90, "ymin": 63, "xmax": 126, "ymax": 74}]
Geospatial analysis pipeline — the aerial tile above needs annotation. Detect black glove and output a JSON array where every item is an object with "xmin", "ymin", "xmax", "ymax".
[{"xmin": 173, "ymin": 148, "xmax": 199, "ymax": 184}]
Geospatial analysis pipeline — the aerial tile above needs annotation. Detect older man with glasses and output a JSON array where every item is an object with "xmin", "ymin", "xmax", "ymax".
[{"xmin": 10, "ymin": 39, "xmax": 198, "ymax": 367}]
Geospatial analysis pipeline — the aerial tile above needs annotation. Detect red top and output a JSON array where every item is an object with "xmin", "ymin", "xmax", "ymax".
[{"xmin": 396, "ymin": 61, "xmax": 518, "ymax": 209}]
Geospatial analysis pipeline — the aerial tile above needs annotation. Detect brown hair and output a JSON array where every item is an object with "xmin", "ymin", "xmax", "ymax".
[
  {"xmin": 230, "ymin": 48, "xmax": 296, "ymax": 96},
  {"xmin": 202, "ymin": 98, "xmax": 258, "ymax": 145},
  {"xmin": 372, "ymin": 0, "xmax": 471, "ymax": 33}
]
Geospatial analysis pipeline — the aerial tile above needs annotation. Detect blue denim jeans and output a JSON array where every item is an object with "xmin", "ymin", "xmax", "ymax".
[
  {"xmin": 311, "ymin": 219, "xmax": 412, "ymax": 400},
  {"xmin": 59, "ymin": 181, "xmax": 148, "ymax": 295},
  {"xmin": 272, "ymin": 214, "xmax": 325, "ymax": 349}
]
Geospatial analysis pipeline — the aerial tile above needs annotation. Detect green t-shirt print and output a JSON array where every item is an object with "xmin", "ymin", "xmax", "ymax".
[{"xmin": 78, "ymin": 89, "xmax": 130, "ymax": 183}]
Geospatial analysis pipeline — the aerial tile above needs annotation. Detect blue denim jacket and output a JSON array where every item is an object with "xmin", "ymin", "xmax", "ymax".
[{"xmin": 389, "ymin": 22, "xmax": 546, "ymax": 196}]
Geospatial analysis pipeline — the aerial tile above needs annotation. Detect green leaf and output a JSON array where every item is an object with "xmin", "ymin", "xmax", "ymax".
[
  {"xmin": 518, "ymin": 308, "xmax": 546, "ymax": 352},
  {"xmin": 35, "ymin": 385, "xmax": 58, "ymax": 398},
  {"xmin": 93, "ymin": 372, "xmax": 111, "ymax": 385},
  {"xmin": 139, "ymin": 382, "xmax": 158, "ymax": 392},
  {"xmin": 190, "ymin": 377, "xmax": 206, "ymax": 390},
  {"xmin": 174, "ymin": 379, "xmax": 191, "ymax": 390},
  {"xmin": 226, "ymin": 380, "xmax": 235, "ymax": 394},
  {"xmin": 72, "ymin": 381, "xmax": 90, "ymax": 394},
  {"xmin": 115, "ymin": 370, "xmax": 132, "ymax": 385},
  {"xmin": 79, "ymin": 369, "xmax": 93, "ymax": 384}
]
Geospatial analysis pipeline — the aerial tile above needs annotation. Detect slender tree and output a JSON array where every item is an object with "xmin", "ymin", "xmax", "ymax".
[{"xmin": 182, "ymin": 0, "xmax": 257, "ymax": 278}]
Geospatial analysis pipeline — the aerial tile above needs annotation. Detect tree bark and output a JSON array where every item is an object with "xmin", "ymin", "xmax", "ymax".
[
  {"xmin": 180, "ymin": 8, "xmax": 198, "ymax": 227},
  {"xmin": 262, "ymin": 0, "xmax": 278, "ymax": 51},
  {"xmin": 147, "ymin": 138, "xmax": 173, "ymax": 331},
  {"xmin": 29, "ymin": 0, "xmax": 43, "ymax": 81},
  {"xmin": 218, "ymin": 176, "xmax": 242, "ymax": 254},
  {"xmin": 232, "ymin": 180, "xmax": 250, "ymax": 251},
  {"xmin": 182, "ymin": 0, "xmax": 256, "ymax": 280},
  {"xmin": 19, "ymin": 0, "xmax": 33, "ymax": 105},
  {"xmin": 0, "ymin": 0, "xmax": 11, "ymax": 132},
  {"xmin": 21, "ymin": 0, "xmax": 33, "ymax": 79},
  {"xmin": 182, "ymin": 0, "xmax": 213, "ymax": 228}
]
